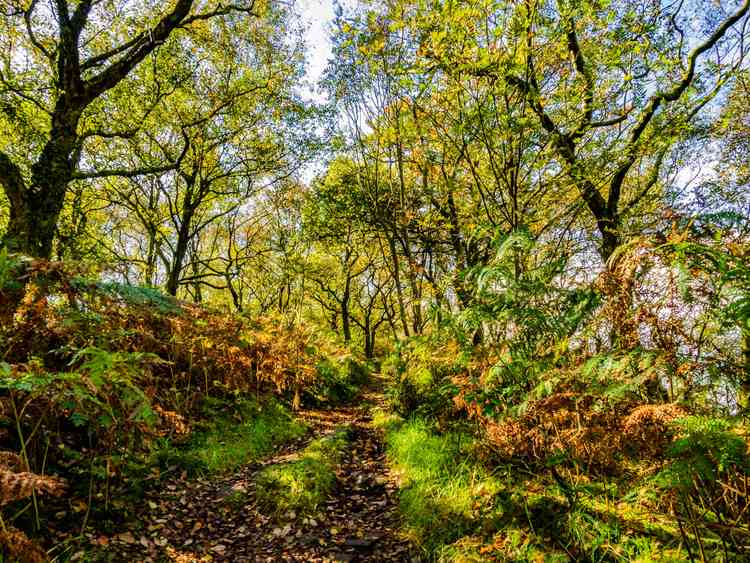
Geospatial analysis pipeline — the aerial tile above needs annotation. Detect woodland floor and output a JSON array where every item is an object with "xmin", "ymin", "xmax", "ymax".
[{"xmin": 83, "ymin": 383, "xmax": 415, "ymax": 562}]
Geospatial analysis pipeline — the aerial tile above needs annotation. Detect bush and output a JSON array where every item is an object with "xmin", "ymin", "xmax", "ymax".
[
  {"xmin": 306, "ymin": 356, "xmax": 371, "ymax": 405},
  {"xmin": 0, "ymin": 260, "xmax": 334, "ymax": 554},
  {"xmin": 383, "ymin": 338, "xmax": 466, "ymax": 420},
  {"xmin": 656, "ymin": 416, "xmax": 750, "ymax": 559}
]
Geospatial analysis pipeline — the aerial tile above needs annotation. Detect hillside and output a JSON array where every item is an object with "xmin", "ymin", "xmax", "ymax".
[{"xmin": 1, "ymin": 1, "xmax": 750, "ymax": 561}]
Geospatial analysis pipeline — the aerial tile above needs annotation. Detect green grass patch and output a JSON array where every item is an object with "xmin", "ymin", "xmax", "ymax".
[
  {"xmin": 379, "ymin": 416, "xmax": 696, "ymax": 562},
  {"xmin": 256, "ymin": 427, "xmax": 351, "ymax": 516},
  {"xmin": 154, "ymin": 398, "xmax": 307, "ymax": 476},
  {"xmin": 382, "ymin": 418, "xmax": 506, "ymax": 552}
]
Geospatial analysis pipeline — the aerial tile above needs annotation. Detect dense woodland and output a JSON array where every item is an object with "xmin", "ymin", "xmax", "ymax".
[{"xmin": 0, "ymin": 0, "xmax": 749, "ymax": 561}]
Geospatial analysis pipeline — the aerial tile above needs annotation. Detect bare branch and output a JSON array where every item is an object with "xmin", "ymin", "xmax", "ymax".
[
  {"xmin": 73, "ymin": 134, "xmax": 190, "ymax": 180},
  {"xmin": 180, "ymin": 1, "xmax": 259, "ymax": 26},
  {"xmin": 24, "ymin": 0, "xmax": 53, "ymax": 62}
]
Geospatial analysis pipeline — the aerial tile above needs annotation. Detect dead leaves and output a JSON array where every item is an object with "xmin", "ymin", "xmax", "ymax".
[
  {"xmin": 0, "ymin": 526, "xmax": 49, "ymax": 563},
  {"xmin": 88, "ymin": 405, "xmax": 411, "ymax": 561},
  {"xmin": 485, "ymin": 395, "xmax": 687, "ymax": 473},
  {"xmin": 0, "ymin": 451, "xmax": 67, "ymax": 507}
]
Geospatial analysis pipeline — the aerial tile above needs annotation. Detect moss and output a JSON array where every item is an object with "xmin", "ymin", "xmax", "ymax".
[
  {"xmin": 256, "ymin": 427, "xmax": 351, "ymax": 516},
  {"xmin": 153, "ymin": 398, "xmax": 306, "ymax": 476}
]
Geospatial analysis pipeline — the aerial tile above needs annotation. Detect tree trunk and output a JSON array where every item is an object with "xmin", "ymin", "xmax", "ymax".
[
  {"xmin": 330, "ymin": 311, "xmax": 338, "ymax": 331},
  {"xmin": 363, "ymin": 317, "xmax": 373, "ymax": 359},
  {"xmin": 225, "ymin": 272, "xmax": 243, "ymax": 312},
  {"xmin": 166, "ymin": 177, "xmax": 197, "ymax": 296},
  {"xmin": 386, "ymin": 233, "xmax": 410, "ymax": 337},
  {"xmin": 2, "ymin": 105, "xmax": 82, "ymax": 258},
  {"xmin": 191, "ymin": 259, "xmax": 202, "ymax": 303},
  {"xmin": 342, "ymin": 276, "xmax": 352, "ymax": 342},
  {"xmin": 145, "ymin": 229, "xmax": 158, "ymax": 286},
  {"xmin": 166, "ymin": 230, "xmax": 189, "ymax": 296}
]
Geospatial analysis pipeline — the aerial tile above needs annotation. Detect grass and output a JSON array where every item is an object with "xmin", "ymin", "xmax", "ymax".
[
  {"xmin": 256, "ymin": 426, "xmax": 351, "ymax": 516},
  {"xmin": 375, "ymin": 414, "xmax": 696, "ymax": 562},
  {"xmin": 153, "ymin": 397, "xmax": 307, "ymax": 476},
  {"xmin": 375, "ymin": 416, "xmax": 505, "ymax": 552}
]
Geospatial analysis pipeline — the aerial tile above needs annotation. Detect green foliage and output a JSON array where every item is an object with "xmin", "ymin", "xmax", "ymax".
[
  {"xmin": 0, "ymin": 248, "xmax": 22, "ymax": 292},
  {"xmin": 380, "ymin": 414, "xmax": 697, "ymax": 561},
  {"xmin": 0, "ymin": 347, "xmax": 158, "ymax": 443},
  {"xmin": 85, "ymin": 280, "xmax": 182, "ymax": 314},
  {"xmin": 671, "ymin": 239, "xmax": 750, "ymax": 334},
  {"xmin": 256, "ymin": 427, "xmax": 351, "ymax": 516},
  {"xmin": 465, "ymin": 231, "xmax": 599, "ymax": 353},
  {"xmin": 306, "ymin": 356, "xmax": 370, "ymax": 405},
  {"xmin": 658, "ymin": 416, "xmax": 750, "ymax": 488},
  {"xmin": 155, "ymin": 398, "xmax": 307, "ymax": 476},
  {"xmin": 257, "ymin": 458, "xmax": 337, "ymax": 517},
  {"xmin": 383, "ymin": 338, "xmax": 465, "ymax": 419},
  {"xmin": 649, "ymin": 416, "xmax": 750, "ymax": 559}
]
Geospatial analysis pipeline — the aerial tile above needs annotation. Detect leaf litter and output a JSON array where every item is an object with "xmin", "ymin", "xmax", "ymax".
[{"xmin": 87, "ymin": 395, "xmax": 415, "ymax": 562}]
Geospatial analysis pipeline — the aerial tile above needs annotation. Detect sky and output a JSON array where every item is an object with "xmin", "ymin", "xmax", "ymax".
[{"xmin": 296, "ymin": 0, "xmax": 339, "ymax": 100}]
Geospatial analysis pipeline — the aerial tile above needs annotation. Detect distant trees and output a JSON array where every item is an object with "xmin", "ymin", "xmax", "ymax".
[
  {"xmin": 316, "ymin": 0, "xmax": 750, "ymax": 352},
  {"xmin": 0, "ymin": 0, "xmax": 748, "ymax": 364}
]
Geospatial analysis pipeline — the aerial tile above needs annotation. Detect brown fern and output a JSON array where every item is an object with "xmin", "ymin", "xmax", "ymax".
[
  {"xmin": 0, "ymin": 526, "xmax": 48, "ymax": 563},
  {"xmin": 0, "ymin": 468, "xmax": 67, "ymax": 506}
]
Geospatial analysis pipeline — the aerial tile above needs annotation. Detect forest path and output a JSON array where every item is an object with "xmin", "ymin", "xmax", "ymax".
[{"xmin": 93, "ymin": 380, "xmax": 414, "ymax": 562}]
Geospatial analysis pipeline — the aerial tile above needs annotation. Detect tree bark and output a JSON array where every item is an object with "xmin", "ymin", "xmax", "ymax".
[
  {"xmin": 166, "ymin": 188, "xmax": 196, "ymax": 296},
  {"xmin": 2, "ymin": 101, "xmax": 83, "ymax": 257},
  {"xmin": 342, "ymin": 275, "xmax": 352, "ymax": 342}
]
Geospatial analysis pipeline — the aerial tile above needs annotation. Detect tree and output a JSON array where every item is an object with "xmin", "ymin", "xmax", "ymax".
[{"xmin": 0, "ymin": 0, "xmax": 261, "ymax": 258}]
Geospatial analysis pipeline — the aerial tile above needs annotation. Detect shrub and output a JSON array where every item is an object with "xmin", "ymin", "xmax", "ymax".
[
  {"xmin": 0, "ymin": 260, "xmax": 335, "ymax": 554},
  {"xmin": 306, "ymin": 356, "xmax": 370, "ymax": 405},
  {"xmin": 656, "ymin": 416, "xmax": 750, "ymax": 559},
  {"xmin": 485, "ymin": 394, "xmax": 686, "ymax": 473},
  {"xmin": 383, "ymin": 338, "xmax": 466, "ymax": 420}
]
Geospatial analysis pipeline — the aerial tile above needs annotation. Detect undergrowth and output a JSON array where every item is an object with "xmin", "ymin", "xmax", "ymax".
[
  {"xmin": 0, "ymin": 259, "xmax": 354, "ymax": 558},
  {"xmin": 375, "ymin": 411, "xmax": 701, "ymax": 562},
  {"xmin": 256, "ymin": 427, "xmax": 352, "ymax": 517},
  {"xmin": 153, "ymin": 398, "xmax": 307, "ymax": 476}
]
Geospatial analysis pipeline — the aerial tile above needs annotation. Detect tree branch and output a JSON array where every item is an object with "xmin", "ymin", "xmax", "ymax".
[
  {"xmin": 83, "ymin": 0, "xmax": 195, "ymax": 100},
  {"xmin": 180, "ymin": 1, "xmax": 259, "ymax": 26},
  {"xmin": 73, "ymin": 135, "xmax": 189, "ymax": 180},
  {"xmin": 563, "ymin": 11, "xmax": 594, "ymax": 140},
  {"xmin": 607, "ymin": 0, "xmax": 750, "ymax": 214},
  {"xmin": 24, "ymin": 0, "xmax": 53, "ymax": 62}
]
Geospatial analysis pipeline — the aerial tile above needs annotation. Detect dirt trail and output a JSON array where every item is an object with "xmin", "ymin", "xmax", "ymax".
[{"xmin": 90, "ymin": 386, "xmax": 414, "ymax": 562}]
